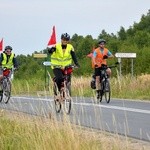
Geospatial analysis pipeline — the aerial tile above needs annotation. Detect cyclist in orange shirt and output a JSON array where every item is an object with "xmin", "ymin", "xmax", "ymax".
[{"xmin": 92, "ymin": 39, "xmax": 114, "ymax": 99}]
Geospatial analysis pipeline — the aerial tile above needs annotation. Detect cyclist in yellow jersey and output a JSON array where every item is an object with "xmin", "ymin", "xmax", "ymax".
[
  {"xmin": 0, "ymin": 46, "xmax": 18, "ymax": 93},
  {"xmin": 47, "ymin": 33, "xmax": 79, "ymax": 92}
]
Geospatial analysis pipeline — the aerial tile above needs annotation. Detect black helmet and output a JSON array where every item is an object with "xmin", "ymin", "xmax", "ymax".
[
  {"xmin": 5, "ymin": 46, "xmax": 12, "ymax": 51},
  {"xmin": 98, "ymin": 39, "xmax": 106, "ymax": 44},
  {"xmin": 61, "ymin": 33, "xmax": 70, "ymax": 41}
]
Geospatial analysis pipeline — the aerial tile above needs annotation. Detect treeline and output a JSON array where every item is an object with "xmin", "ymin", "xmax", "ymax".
[{"xmin": 15, "ymin": 10, "xmax": 150, "ymax": 79}]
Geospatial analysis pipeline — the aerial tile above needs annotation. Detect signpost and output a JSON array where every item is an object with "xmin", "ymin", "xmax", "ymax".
[
  {"xmin": 115, "ymin": 53, "xmax": 136, "ymax": 77},
  {"xmin": 33, "ymin": 53, "xmax": 49, "ymax": 87},
  {"xmin": 33, "ymin": 53, "xmax": 47, "ymax": 58},
  {"xmin": 43, "ymin": 61, "xmax": 51, "ymax": 66},
  {"xmin": 115, "ymin": 53, "xmax": 136, "ymax": 58}
]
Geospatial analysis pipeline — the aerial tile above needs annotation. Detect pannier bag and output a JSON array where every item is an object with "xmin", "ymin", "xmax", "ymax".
[{"xmin": 90, "ymin": 74, "xmax": 96, "ymax": 89}]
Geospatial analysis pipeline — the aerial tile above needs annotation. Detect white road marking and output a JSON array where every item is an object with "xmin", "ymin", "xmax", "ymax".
[{"xmin": 12, "ymin": 96, "xmax": 150, "ymax": 114}]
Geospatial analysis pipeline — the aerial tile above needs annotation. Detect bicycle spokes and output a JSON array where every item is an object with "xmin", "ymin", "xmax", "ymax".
[
  {"xmin": 0, "ymin": 78, "xmax": 11, "ymax": 104},
  {"xmin": 54, "ymin": 99, "xmax": 61, "ymax": 113},
  {"xmin": 53, "ymin": 82, "xmax": 72, "ymax": 114},
  {"xmin": 99, "ymin": 79, "xmax": 110, "ymax": 103},
  {"xmin": 63, "ymin": 88, "xmax": 71, "ymax": 114}
]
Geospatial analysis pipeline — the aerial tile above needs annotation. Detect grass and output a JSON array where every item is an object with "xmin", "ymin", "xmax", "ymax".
[
  {"xmin": 11, "ymin": 74, "xmax": 150, "ymax": 100},
  {"xmin": 0, "ymin": 110, "xmax": 149, "ymax": 150},
  {"xmin": 111, "ymin": 74, "xmax": 150, "ymax": 100},
  {"xmin": 1, "ymin": 74, "xmax": 150, "ymax": 149}
]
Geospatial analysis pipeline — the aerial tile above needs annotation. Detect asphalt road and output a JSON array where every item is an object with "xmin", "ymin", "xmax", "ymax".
[{"xmin": 0, "ymin": 96, "xmax": 150, "ymax": 142}]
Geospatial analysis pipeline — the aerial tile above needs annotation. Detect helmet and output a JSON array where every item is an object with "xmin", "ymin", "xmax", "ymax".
[
  {"xmin": 5, "ymin": 46, "xmax": 12, "ymax": 51},
  {"xmin": 98, "ymin": 39, "xmax": 106, "ymax": 44},
  {"xmin": 61, "ymin": 33, "xmax": 70, "ymax": 41}
]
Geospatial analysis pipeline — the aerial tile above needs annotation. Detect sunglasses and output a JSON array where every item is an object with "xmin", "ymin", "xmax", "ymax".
[
  {"xmin": 6, "ymin": 50, "xmax": 11, "ymax": 52},
  {"xmin": 99, "ymin": 43, "xmax": 105, "ymax": 45},
  {"xmin": 62, "ymin": 38, "xmax": 69, "ymax": 41}
]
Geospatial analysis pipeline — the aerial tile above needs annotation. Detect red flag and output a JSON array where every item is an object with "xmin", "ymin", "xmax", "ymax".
[
  {"xmin": 47, "ymin": 26, "xmax": 56, "ymax": 46},
  {"xmin": 0, "ymin": 38, "xmax": 3, "ymax": 51}
]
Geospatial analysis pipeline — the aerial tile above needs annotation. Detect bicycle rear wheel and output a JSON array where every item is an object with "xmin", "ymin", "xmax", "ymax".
[
  {"xmin": 104, "ymin": 80, "xmax": 110, "ymax": 103},
  {"xmin": 2, "ymin": 78, "xmax": 11, "ymax": 104}
]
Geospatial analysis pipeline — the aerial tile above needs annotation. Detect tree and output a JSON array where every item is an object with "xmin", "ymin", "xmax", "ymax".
[{"xmin": 118, "ymin": 26, "xmax": 126, "ymax": 40}]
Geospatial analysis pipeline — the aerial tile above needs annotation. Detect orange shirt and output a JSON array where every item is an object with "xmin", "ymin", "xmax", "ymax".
[{"xmin": 92, "ymin": 47, "xmax": 108, "ymax": 68}]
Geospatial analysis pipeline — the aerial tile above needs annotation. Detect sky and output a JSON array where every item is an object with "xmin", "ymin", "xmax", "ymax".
[{"xmin": 0, "ymin": 0, "xmax": 150, "ymax": 55}]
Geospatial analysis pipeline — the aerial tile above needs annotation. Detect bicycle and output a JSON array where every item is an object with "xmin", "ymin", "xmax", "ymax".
[
  {"xmin": 52, "ymin": 65, "xmax": 76, "ymax": 114},
  {"xmin": 97, "ymin": 63, "xmax": 118, "ymax": 103},
  {"xmin": 0, "ymin": 68, "xmax": 12, "ymax": 104}
]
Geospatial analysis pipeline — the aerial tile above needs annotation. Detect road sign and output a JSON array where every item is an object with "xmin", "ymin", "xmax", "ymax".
[
  {"xmin": 115, "ymin": 53, "xmax": 136, "ymax": 77},
  {"xmin": 33, "ymin": 53, "xmax": 47, "ymax": 58},
  {"xmin": 115, "ymin": 53, "xmax": 136, "ymax": 58},
  {"xmin": 43, "ymin": 61, "xmax": 51, "ymax": 66}
]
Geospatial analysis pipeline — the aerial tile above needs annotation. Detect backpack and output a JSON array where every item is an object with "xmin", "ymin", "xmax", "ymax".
[{"xmin": 90, "ymin": 74, "xmax": 96, "ymax": 89}]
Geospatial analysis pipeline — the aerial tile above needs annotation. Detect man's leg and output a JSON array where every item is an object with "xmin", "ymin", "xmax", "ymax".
[
  {"xmin": 106, "ymin": 68, "xmax": 111, "ymax": 77},
  {"xmin": 53, "ymin": 68, "xmax": 64, "ymax": 92},
  {"xmin": 95, "ymin": 67, "xmax": 101, "ymax": 99},
  {"xmin": 95, "ymin": 76, "xmax": 101, "ymax": 99}
]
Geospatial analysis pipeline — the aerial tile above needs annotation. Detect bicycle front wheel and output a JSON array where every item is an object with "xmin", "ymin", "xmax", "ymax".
[
  {"xmin": 2, "ymin": 78, "xmax": 11, "ymax": 104},
  {"xmin": 0, "ymin": 92, "xmax": 3, "ymax": 102},
  {"xmin": 54, "ymin": 99, "xmax": 61, "ymax": 113},
  {"xmin": 0, "ymin": 84, "xmax": 3, "ymax": 102},
  {"xmin": 104, "ymin": 80, "xmax": 111, "ymax": 103},
  {"xmin": 63, "ymin": 84, "xmax": 71, "ymax": 114},
  {"xmin": 53, "ymin": 83, "xmax": 61, "ymax": 113}
]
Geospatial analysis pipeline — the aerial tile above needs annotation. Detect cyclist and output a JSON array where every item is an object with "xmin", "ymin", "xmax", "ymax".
[
  {"xmin": 0, "ymin": 46, "xmax": 18, "ymax": 93},
  {"xmin": 0, "ymin": 46, "xmax": 18, "ymax": 80},
  {"xmin": 92, "ymin": 39, "xmax": 114, "ymax": 99},
  {"xmin": 47, "ymin": 33, "xmax": 79, "ymax": 93}
]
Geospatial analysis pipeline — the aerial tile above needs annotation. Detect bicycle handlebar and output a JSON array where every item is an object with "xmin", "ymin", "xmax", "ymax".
[
  {"xmin": 64, "ymin": 65, "xmax": 78, "ymax": 69},
  {"xmin": 101, "ymin": 62, "xmax": 119, "ymax": 70},
  {"xmin": 2, "ymin": 67, "xmax": 17, "ymax": 71},
  {"xmin": 51, "ymin": 64, "xmax": 78, "ymax": 69}
]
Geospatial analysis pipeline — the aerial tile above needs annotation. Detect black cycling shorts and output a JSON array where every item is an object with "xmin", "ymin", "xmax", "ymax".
[{"xmin": 94, "ymin": 67, "xmax": 102, "ymax": 76}]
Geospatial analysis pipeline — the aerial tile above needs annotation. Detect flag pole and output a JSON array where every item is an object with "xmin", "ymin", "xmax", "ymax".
[{"xmin": 45, "ymin": 26, "xmax": 57, "ymax": 88}]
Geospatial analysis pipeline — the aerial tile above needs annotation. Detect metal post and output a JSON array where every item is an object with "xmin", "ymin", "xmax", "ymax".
[
  {"xmin": 131, "ymin": 58, "xmax": 134, "ymax": 77},
  {"xmin": 118, "ymin": 57, "xmax": 122, "ymax": 77},
  {"xmin": 44, "ymin": 58, "xmax": 47, "ymax": 88}
]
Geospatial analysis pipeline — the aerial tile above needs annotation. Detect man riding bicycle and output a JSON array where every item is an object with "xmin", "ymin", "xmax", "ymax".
[
  {"xmin": 92, "ymin": 39, "xmax": 114, "ymax": 99},
  {"xmin": 47, "ymin": 33, "xmax": 79, "ymax": 93},
  {"xmin": 0, "ymin": 46, "xmax": 18, "ymax": 79},
  {"xmin": 0, "ymin": 45, "xmax": 18, "ymax": 94}
]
